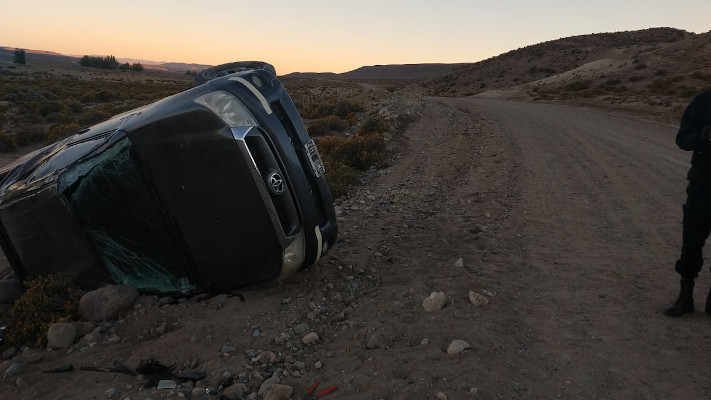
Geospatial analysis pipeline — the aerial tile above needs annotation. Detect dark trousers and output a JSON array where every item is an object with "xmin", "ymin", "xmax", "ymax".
[{"xmin": 676, "ymin": 181, "xmax": 711, "ymax": 279}]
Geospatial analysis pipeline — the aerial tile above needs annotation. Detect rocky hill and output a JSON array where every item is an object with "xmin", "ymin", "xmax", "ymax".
[{"xmin": 422, "ymin": 27, "xmax": 711, "ymax": 118}]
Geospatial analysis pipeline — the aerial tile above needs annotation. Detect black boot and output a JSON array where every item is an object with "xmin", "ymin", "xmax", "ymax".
[{"xmin": 665, "ymin": 279, "xmax": 695, "ymax": 317}]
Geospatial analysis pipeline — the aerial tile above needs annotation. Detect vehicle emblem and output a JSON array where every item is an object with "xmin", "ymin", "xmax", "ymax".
[{"xmin": 267, "ymin": 171, "xmax": 285, "ymax": 195}]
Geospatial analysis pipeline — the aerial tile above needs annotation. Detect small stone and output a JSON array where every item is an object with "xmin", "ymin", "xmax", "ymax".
[
  {"xmin": 158, "ymin": 296, "xmax": 175, "ymax": 306},
  {"xmin": 447, "ymin": 340, "xmax": 471, "ymax": 355},
  {"xmin": 156, "ymin": 323, "xmax": 167, "ymax": 335},
  {"xmin": 157, "ymin": 380, "xmax": 177, "ymax": 389},
  {"xmin": 47, "ymin": 323, "xmax": 78, "ymax": 349},
  {"xmin": 333, "ymin": 311, "xmax": 346, "ymax": 322},
  {"xmin": 263, "ymin": 384, "xmax": 293, "ymax": 400},
  {"xmin": 314, "ymin": 361, "xmax": 323, "ymax": 369},
  {"xmin": 105, "ymin": 387, "xmax": 118, "ymax": 398},
  {"xmin": 221, "ymin": 344, "xmax": 237, "ymax": 354},
  {"xmin": 293, "ymin": 360, "xmax": 306, "ymax": 371},
  {"xmin": 454, "ymin": 258, "xmax": 464, "ymax": 268},
  {"xmin": 253, "ymin": 329, "xmax": 261, "ymax": 339},
  {"xmin": 3, "ymin": 361, "xmax": 25, "ymax": 379},
  {"xmin": 221, "ymin": 370, "xmax": 235, "ymax": 386},
  {"xmin": 421, "ymin": 338, "xmax": 429, "ymax": 345},
  {"xmin": 24, "ymin": 353, "xmax": 43, "ymax": 364},
  {"xmin": 302, "ymin": 332, "xmax": 319, "ymax": 345},
  {"xmin": 469, "ymin": 292, "xmax": 489, "ymax": 306},
  {"xmin": 366, "ymin": 332, "xmax": 388, "ymax": 349},
  {"xmin": 437, "ymin": 392, "xmax": 448, "ymax": 400},
  {"xmin": 102, "ymin": 334, "xmax": 121, "ymax": 346},
  {"xmin": 482, "ymin": 290, "xmax": 494, "ymax": 297},
  {"xmin": 469, "ymin": 387, "xmax": 479, "ymax": 396},
  {"xmin": 253, "ymin": 351, "xmax": 276, "ymax": 364},
  {"xmin": 293, "ymin": 323, "xmax": 309, "ymax": 335},
  {"xmin": 224, "ymin": 383, "xmax": 246, "ymax": 399},
  {"xmin": 422, "ymin": 292, "xmax": 447, "ymax": 311},
  {"xmin": 257, "ymin": 375, "xmax": 281, "ymax": 396}
]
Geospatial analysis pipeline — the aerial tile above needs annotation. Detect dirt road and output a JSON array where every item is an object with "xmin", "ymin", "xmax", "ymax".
[{"xmin": 2, "ymin": 96, "xmax": 710, "ymax": 399}]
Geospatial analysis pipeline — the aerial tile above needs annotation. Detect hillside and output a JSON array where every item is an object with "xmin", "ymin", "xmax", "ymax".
[
  {"xmin": 423, "ymin": 27, "xmax": 711, "ymax": 118},
  {"xmin": 285, "ymin": 63, "xmax": 466, "ymax": 80}
]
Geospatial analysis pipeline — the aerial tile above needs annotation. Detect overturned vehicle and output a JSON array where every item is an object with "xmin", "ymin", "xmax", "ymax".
[{"xmin": 0, "ymin": 62, "xmax": 337, "ymax": 294}]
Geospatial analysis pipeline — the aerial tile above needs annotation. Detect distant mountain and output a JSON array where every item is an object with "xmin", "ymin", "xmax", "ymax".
[
  {"xmin": 285, "ymin": 63, "xmax": 466, "ymax": 80},
  {"xmin": 0, "ymin": 46, "xmax": 212, "ymax": 72}
]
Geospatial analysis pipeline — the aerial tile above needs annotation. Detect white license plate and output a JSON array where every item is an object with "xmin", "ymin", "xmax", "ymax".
[{"xmin": 304, "ymin": 140, "xmax": 325, "ymax": 177}]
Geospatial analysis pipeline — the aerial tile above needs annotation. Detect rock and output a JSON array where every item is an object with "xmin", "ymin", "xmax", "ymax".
[
  {"xmin": 157, "ymin": 380, "xmax": 177, "ymax": 389},
  {"xmin": 104, "ymin": 387, "xmax": 118, "ymax": 398},
  {"xmin": 221, "ymin": 344, "xmax": 237, "ymax": 354},
  {"xmin": 102, "ymin": 334, "xmax": 121, "ymax": 346},
  {"xmin": 158, "ymin": 296, "xmax": 175, "ymax": 306},
  {"xmin": 447, "ymin": 340, "xmax": 471, "ymax": 355},
  {"xmin": 223, "ymin": 383, "xmax": 246, "ymax": 399},
  {"xmin": 314, "ymin": 361, "xmax": 323, "ymax": 369},
  {"xmin": 252, "ymin": 350, "xmax": 276, "ymax": 364},
  {"xmin": 366, "ymin": 332, "xmax": 388, "ymax": 349},
  {"xmin": 422, "ymin": 292, "xmax": 447, "ymax": 311},
  {"xmin": 437, "ymin": 392, "xmax": 448, "ymax": 400},
  {"xmin": 302, "ymin": 332, "xmax": 320, "ymax": 345},
  {"xmin": 293, "ymin": 322, "xmax": 309, "ymax": 335},
  {"xmin": 80, "ymin": 285, "xmax": 139, "ymax": 322},
  {"xmin": 3, "ymin": 361, "xmax": 25, "ymax": 380},
  {"xmin": 221, "ymin": 370, "xmax": 235, "ymax": 386},
  {"xmin": 472, "ymin": 224, "xmax": 485, "ymax": 233},
  {"xmin": 469, "ymin": 387, "xmax": 479, "ymax": 396},
  {"xmin": 293, "ymin": 360, "xmax": 306, "ymax": 371},
  {"xmin": 73, "ymin": 321, "xmax": 96, "ymax": 337},
  {"xmin": 23, "ymin": 352, "xmax": 43, "ymax": 364},
  {"xmin": 454, "ymin": 257, "xmax": 464, "ymax": 268},
  {"xmin": 257, "ymin": 375, "xmax": 281, "ymax": 396},
  {"xmin": 469, "ymin": 291, "xmax": 489, "ymax": 306},
  {"xmin": 263, "ymin": 384, "xmax": 293, "ymax": 400}
]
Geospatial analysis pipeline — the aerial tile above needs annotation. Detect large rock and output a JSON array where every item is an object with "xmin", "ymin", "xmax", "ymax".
[
  {"xmin": 447, "ymin": 339, "xmax": 471, "ymax": 355},
  {"xmin": 79, "ymin": 285, "xmax": 139, "ymax": 322},
  {"xmin": 47, "ymin": 323, "xmax": 77, "ymax": 349}
]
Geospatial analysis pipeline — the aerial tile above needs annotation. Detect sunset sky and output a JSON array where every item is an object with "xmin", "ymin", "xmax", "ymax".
[{"xmin": 2, "ymin": 1, "xmax": 709, "ymax": 74}]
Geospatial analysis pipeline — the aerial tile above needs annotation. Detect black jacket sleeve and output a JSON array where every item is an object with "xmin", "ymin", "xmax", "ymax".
[{"xmin": 676, "ymin": 91, "xmax": 711, "ymax": 151}]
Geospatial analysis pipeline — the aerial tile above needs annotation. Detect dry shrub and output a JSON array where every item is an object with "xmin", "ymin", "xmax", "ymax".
[
  {"xmin": 318, "ymin": 132, "xmax": 386, "ymax": 171},
  {"xmin": 307, "ymin": 116, "xmax": 348, "ymax": 136},
  {"xmin": 302, "ymin": 99, "xmax": 364, "ymax": 119},
  {"xmin": 47, "ymin": 122, "xmax": 82, "ymax": 143},
  {"xmin": 7, "ymin": 275, "xmax": 83, "ymax": 348},
  {"xmin": 0, "ymin": 131, "xmax": 17, "ymax": 152},
  {"xmin": 318, "ymin": 132, "xmax": 387, "ymax": 198}
]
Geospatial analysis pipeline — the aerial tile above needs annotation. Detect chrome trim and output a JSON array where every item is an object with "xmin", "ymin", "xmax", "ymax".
[{"xmin": 230, "ymin": 127, "xmax": 295, "ymax": 248}]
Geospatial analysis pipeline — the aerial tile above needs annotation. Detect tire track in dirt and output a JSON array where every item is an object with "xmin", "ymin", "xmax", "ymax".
[{"xmin": 465, "ymin": 98, "xmax": 711, "ymax": 399}]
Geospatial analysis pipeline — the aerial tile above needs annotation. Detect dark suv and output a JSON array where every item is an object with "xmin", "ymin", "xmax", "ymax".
[{"xmin": 0, "ymin": 62, "xmax": 337, "ymax": 294}]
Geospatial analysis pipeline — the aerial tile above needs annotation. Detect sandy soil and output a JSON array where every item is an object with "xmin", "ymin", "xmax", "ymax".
[{"xmin": 1, "ymin": 95, "xmax": 709, "ymax": 399}]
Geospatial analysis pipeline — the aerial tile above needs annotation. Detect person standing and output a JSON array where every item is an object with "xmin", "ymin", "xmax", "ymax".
[{"xmin": 667, "ymin": 88, "xmax": 711, "ymax": 317}]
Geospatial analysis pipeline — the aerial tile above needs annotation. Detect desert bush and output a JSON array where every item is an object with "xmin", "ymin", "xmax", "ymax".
[
  {"xmin": 14, "ymin": 125, "xmax": 48, "ymax": 146},
  {"xmin": 322, "ymin": 160, "xmax": 359, "ymax": 199},
  {"xmin": 564, "ymin": 80, "xmax": 591, "ymax": 92},
  {"xmin": 302, "ymin": 99, "xmax": 364, "ymax": 119},
  {"xmin": 47, "ymin": 122, "xmax": 82, "ymax": 143},
  {"xmin": 0, "ymin": 131, "xmax": 17, "ymax": 152},
  {"xmin": 318, "ymin": 132, "xmax": 386, "ymax": 171},
  {"xmin": 7, "ymin": 275, "xmax": 83, "ymax": 348},
  {"xmin": 358, "ymin": 116, "xmax": 388, "ymax": 135},
  {"xmin": 307, "ymin": 116, "xmax": 348, "ymax": 136}
]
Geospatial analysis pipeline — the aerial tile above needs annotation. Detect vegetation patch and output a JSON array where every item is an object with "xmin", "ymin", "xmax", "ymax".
[{"xmin": 6, "ymin": 275, "xmax": 83, "ymax": 348}]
